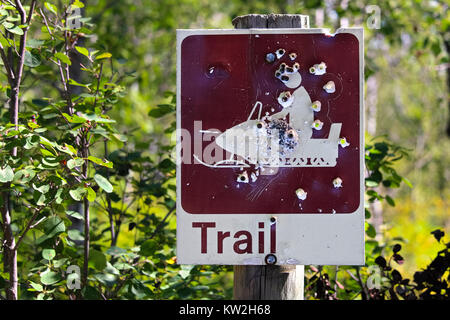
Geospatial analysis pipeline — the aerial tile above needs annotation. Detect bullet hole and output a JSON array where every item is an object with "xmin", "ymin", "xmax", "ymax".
[
  {"xmin": 237, "ymin": 171, "xmax": 249, "ymax": 183},
  {"xmin": 296, "ymin": 188, "xmax": 307, "ymax": 200},
  {"xmin": 276, "ymin": 48, "xmax": 285, "ymax": 59},
  {"xmin": 289, "ymin": 52, "xmax": 297, "ymax": 60},
  {"xmin": 266, "ymin": 53, "xmax": 276, "ymax": 63},
  {"xmin": 277, "ymin": 91, "xmax": 294, "ymax": 108},
  {"xmin": 333, "ymin": 177, "xmax": 343, "ymax": 188},
  {"xmin": 281, "ymin": 75, "xmax": 289, "ymax": 82},
  {"xmin": 286, "ymin": 129, "xmax": 297, "ymax": 140},
  {"xmin": 323, "ymin": 81, "xmax": 336, "ymax": 93},
  {"xmin": 310, "ymin": 100, "xmax": 322, "ymax": 112},
  {"xmin": 311, "ymin": 119, "xmax": 324, "ymax": 130},
  {"xmin": 309, "ymin": 62, "xmax": 327, "ymax": 75},
  {"xmin": 265, "ymin": 254, "xmax": 277, "ymax": 265},
  {"xmin": 270, "ymin": 216, "xmax": 277, "ymax": 223},
  {"xmin": 339, "ymin": 137, "xmax": 350, "ymax": 148}
]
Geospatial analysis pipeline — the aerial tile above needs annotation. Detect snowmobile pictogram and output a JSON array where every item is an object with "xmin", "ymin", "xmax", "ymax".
[{"xmin": 193, "ymin": 52, "xmax": 343, "ymax": 169}]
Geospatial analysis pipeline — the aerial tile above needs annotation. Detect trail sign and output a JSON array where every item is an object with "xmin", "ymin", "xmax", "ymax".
[{"xmin": 176, "ymin": 28, "xmax": 364, "ymax": 265}]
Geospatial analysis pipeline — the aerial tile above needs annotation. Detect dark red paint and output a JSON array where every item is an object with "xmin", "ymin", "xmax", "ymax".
[{"xmin": 180, "ymin": 33, "xmax": 361, "ymax": 214}]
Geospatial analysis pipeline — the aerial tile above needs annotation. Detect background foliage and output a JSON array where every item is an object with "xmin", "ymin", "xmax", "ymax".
[{"xmin": 0, "ymin": 0, "xmax": 448, "ymax": 300}]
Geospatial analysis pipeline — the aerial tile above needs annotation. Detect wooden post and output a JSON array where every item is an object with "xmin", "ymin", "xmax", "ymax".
[{"xmin": 232, "ymin": 14, "xmax": 308, "ymax": 300}]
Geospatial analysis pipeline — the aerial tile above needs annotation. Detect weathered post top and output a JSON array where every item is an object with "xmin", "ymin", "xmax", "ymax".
[{"xmin": 232, "ymin": 14, "xmax": 310, "ymax": 29}]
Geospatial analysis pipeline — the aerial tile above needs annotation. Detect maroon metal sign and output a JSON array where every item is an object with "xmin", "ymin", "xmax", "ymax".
[{"xmin": 180, "ymin": 32, "xmax": 360, "ymax": 215}]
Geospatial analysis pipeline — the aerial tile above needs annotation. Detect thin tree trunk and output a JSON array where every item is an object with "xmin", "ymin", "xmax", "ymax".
[
  {"xmin": 1, "ymin": 192, "xmax": 17, "ymax": 300},
  {"xmin": 82, "ymin": 143, "xmax": 90, "ymax": 288},
  {"xmin": 104, "ymin": 140, "xmax": 116, "ymax": 246}
]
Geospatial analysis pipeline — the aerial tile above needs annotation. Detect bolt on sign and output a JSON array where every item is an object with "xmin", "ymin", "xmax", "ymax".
[{"xmin": 176, "ymin": 28, "xmax": 364, "ymax": 265}]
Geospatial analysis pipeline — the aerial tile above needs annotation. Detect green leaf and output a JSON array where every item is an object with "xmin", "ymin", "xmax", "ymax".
[
  {"xmin": 8, "ymin": 26, "xmax": 24, "ymax": 35},
  {"xmin": 44, "ymin": 2, "xmax": 58, "ymax": 15},
  {"xmin": 29, "ymin": 281, "xmax": 43, "ymax": 292},
  {"xmin": 67, "ymin": 158, "xmax": 84, "ymax": 169},
  {"xmin": 68, "ymin": 229, "xmax": 84, "ymax": 241},
  {"xmin": 148, "ymin": 104, "xmax": 174, "ymax": 118},
  {"xmin": 106, "ymin": 246, "xmax": 127, "ymax": 256},
  {"xmin": 24, "ymin": 50, "xmax": 41, "ymax": 67},
  {"xmin": 71, "ymin": 0, "xmax": 85, "ymax": 9},
  {"xmin": 69, "ymin": 187, "xmax": 86, "ymax": 201},
  {"xmin": 33, "ymin": 183, "xmax": 50, "ymax": 194},
  {"xmin": 3, "ymin": 21, "xmax": 23, "ymax": 35},
  {"xmin": 94, "ymin": 174, "xmax": 113, "ymax": 193},
  {"xmin": 62, "ymin": 113, "xmax": 86, "ymax": 123},
  {"xmin": 86, "ymin": 187, "xmax": 96, "ymax": 202},
  {"xmin": 67, "ymin": 158, "xmax": 84, "ymax": 170},
  {"xmin": 88, "ymin": 156, "xmax": 113, "ymax": 168},
  {"xmin": 43, "ymin": 216, "xmax": 66, "ymax": 238},
  {"xmin": 89, "ymin": 250, "xmax": 107, "ymax": 270},
  {"xmin": 385, "ymin": 195, "xmax": 395, "ymax": 207},
  {"xmin": 140, "ymin": 239, "xmax": 157, "ymax": 256},
  {"xmin": 26, "ymin": 39, "xmax": 45, "ymax": 49},
  {"xmin": 366, "ymin": 222, "xmax": 376, "ymax": 238},
  {"xmin": 40, "ymin": 269, "xmax": 61, "ymax": 285},
  {"xmin": 42, "ymin": 249, "xmax": 56, "ymax": 261},
  {"xmin": 75, "ymin": 46, "xmax": 89, "ymax": 58},
  {"xmin": 365, "ymin": 179, "xmax": 379, "ymax": 187},
  {"xmin": 66, "ymin": 210, "xmax": 84, "ymax": 220},
  {"xmin": 95, "ymin": 52, "xmax": 112, "ymax": 60},
  {"xmin": 2, "ymin": 21, "xmax": 14, "ymax": 29},
  {"xmin": 13, "ymin": 169, "xmax": 36, "ymax": 184},
  {"xmin": 179, "ymin": 269, "xmax": 191, "ymax": 279},
  {"xmin": 0, "ymin": 165, "xmax": 14, "ymax": 183},
  {"xmin": 54, "ymin": 52, "xmax": 71, "ymax": 65},
  {"xmin": 55, "ymin": 143, "xmax": 74, "ymax": 155},
  {"xmin": 402, "ymin": 177, "xmax": 413, "ymax": 188},
  {"xmin": 68, "ymin": 78, "xmax": 90, "ymax": 89}
]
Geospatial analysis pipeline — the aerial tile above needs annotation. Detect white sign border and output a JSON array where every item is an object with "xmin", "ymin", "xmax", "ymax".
[{"xmin": 176, "ymin": 28, "xmax": 365, "ymax": 266}]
